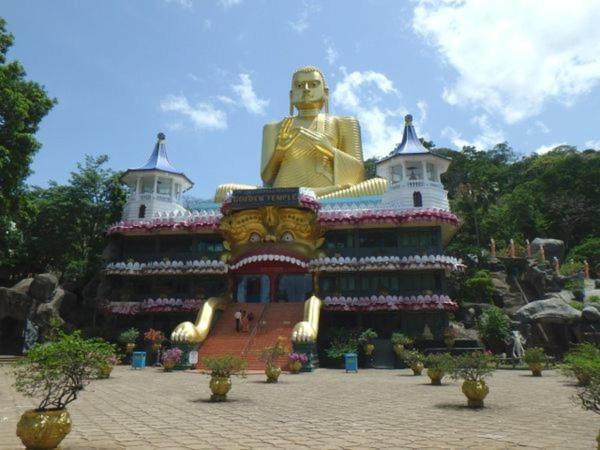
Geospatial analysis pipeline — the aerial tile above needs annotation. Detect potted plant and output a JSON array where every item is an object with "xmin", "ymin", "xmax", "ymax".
[
  {"xmin": 425, "ymin": 353, "xmax": 453, "ymax": 385},
  {"xmin": 12, "ymin": 331, "xmax": 115, "ymax": 450},
  {"xmin": 325, "ymin": 332, "xmax": 359, "ymax": 368},
  {"xmin": 443, "ymin": 326, "xmax": 459, "ymax": 348},
  {"xmin": 118, "ymin": 328, "xmax": 139, "ymax": 354},
  {"xmin": 144, "ymin": 328, "xmax": 165, "ymax": 352},
  {"xmin": 450, "ymin": 351, "xmax": 497, "ymax": 408},
  {"xmin": 201, "ymin": 354, "xmax": 246, "ymax": 401},
  {"xmin": 391, "ymin": 332, "xmax": 413, "ymax": 356},
  {"xmin": 162, "ymin": 347, "xmax": 183, "ymax": 372},
  {"xmin": 288, "ymin": 353, "xmax": 308, "ymax": 374},
  {"xmin": 402, "ymin": 350, "xmax": 425, "ymax": 375},
  {"xmin": 261, "ymin": 336, "xmax": 289, "ymax": 383},
  {"xmin": 358, "ymin": 328, "xmax": 378, "ymax": 356},
  {"xmin": 523, "ymin": 347, "xmax": 547, "ymax": 376},
  {"xmin": 97, "ymin": 354, "xmax": 119, "ymax": 379}
]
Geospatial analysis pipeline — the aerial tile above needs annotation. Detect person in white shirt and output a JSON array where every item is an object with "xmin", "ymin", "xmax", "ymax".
[{"xmin": 234, "ymin": 310, "xmax": 242, "ymax": 332}]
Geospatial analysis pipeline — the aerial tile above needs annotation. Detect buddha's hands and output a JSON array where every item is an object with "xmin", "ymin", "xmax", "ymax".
[
  {"xmin": 292, "ymin": 321, "xmax": 316, "ymax": 343},
  {"xmin": 296, "ymin": 127, "xmax": 335, "ymax": 158},
  {"xmin": 171, "ymin": 321, "xmax": 202, "ymax": 343}
]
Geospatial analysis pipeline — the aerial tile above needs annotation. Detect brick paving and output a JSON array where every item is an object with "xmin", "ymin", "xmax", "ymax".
[{"xmin": 0, "ymin": 366, "xmax": 598, "ymax": 449}]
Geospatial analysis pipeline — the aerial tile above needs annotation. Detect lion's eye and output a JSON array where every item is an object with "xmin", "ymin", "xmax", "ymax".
[
  {"xmin": 281, "ymin": 232, "xmax": 294, "ymax": 242},
  {"xmin": 249, "ymin": 232, "xmax": 261, "ymax": 243}
]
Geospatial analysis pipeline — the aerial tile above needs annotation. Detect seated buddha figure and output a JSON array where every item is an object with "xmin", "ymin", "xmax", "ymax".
[{"xmin": 214, "ymin": 66, "xmax": 387, "ymax": 202}]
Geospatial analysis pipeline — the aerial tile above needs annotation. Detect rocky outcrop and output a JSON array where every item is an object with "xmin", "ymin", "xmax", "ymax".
[
  {"xmin": 582, "ymin": 306, "xmax": 600, "ymax": 322},
  {"xmin": 0, "ymin": 273, "xmax": 78, "ymax": 350},
  {"xmin": 531, "ymin": 238, "xmax": 565, "ymax": 262},
  {"xmin": 515, "ymin": 291, "xmax": 581, "ymax": 324}
]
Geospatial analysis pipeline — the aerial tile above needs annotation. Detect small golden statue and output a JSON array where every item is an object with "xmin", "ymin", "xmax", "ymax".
[{"xmin": 214, "ymin": 66, "xmax": 387, "ymax": 202}]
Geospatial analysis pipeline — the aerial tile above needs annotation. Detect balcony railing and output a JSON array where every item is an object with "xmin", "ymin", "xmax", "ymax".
[
  {"xmin": 322, "ymin": 246, "xmax": 442, "ymax": 258},
  {"xmin": 128, "ymin": 192, "xmax": 182, "ymax": 204},
  {"xmin": 391, "ymin": 180, "xmax": 444, "ymax": 189}
]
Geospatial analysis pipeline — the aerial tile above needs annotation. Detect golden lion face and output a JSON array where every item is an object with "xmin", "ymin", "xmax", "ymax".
[{"xmin": 219, "ymin": 206, "xmax": 323, "ymax": 263}]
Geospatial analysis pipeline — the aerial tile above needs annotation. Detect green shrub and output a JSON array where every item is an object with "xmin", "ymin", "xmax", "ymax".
[
  {"xmin": 325, "ymin": 335, "xmax": 359, "ymax": 361},
  {"xmin": 450, "ymin": 351, "xmax": 497, "ymax": 382},
  {"xmin": 391, "ymin": 332, "xmax": 413, "ymax": 346},
  {"xmin": 587, "ymin": 295, "xmax": 600, "ymax": 304},
  {"xmin": 563, "ymin": 343, "xmax": 600, "ymax": 386},
  {"xmin": 478, "ymin": 306, "xmax": 511, "ymax": 349},
  {"xmin": 118, "ymin": 328, "xmax": 139, "ymax": 344},
  {"xmin": 401, "ymin": 350, "xmax": 425, "ymax": 366},
  {"xmin": 462, "ymin": 270, "xmax": 494, "ymax": 303},
  {"xmin": 559, "ymin": 261, "xmax": 584, "ymax": 276},
  {"xmin": 12, "ymin": 331, "xmax": 116, "ymax": 411},
  {"xmin": 424, "ymin": 352, "xmax": 453, "ymax": 371},
  {"xmin": 570, "ymin": 301, "xmax": 584, "ymax": 311},
  {"xmin": 568, "ymin": 237, "xmax": 600, "ymax": 269},
  {"xmin": 523, "ymin": 347, "xmax": 547, "ymax": 365},
  {"xmin": 358, "ymin": 328, "xmax": 378, "ymax": 345},
  {"xmin": 202, "ymin": 354, "xmax": 246, "ymax": 378}
]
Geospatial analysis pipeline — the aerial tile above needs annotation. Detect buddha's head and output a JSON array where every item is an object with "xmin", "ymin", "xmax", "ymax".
[{"xmin": 290, "ymin": 66, "xmax": 329, "ymax": 114}]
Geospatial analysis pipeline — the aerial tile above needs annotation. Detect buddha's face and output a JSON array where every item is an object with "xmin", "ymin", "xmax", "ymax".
[{"xmin": 290, "ymin": 70, "xmax": 326, "ymax": 111}]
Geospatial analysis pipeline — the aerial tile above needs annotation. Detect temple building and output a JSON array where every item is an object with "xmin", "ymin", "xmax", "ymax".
[{"xmin": 97, "ymin": 67, "xmax": 462, "ymax": 369}]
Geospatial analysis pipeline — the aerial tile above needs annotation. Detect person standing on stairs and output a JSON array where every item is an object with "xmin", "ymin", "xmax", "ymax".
[
  {"xmin": 234, "ymin": 309, "xmax": 242, "ymax": 332},
  {"xmin": 241, "ymin": 310, "xmax": 250, "ymax": 333}
]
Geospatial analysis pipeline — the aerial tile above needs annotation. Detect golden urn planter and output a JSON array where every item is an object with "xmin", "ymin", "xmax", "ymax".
[
  {"xmin": 462, "ymin": 380, "xmax": 489, "ymax": 408},
  {"xmin": 265, "ymin": 365, "xmax": 282, "ymax": 383},
  {"xmin": 528, "ymin": 362, "xmax": 543, "ymax": 377},
  {"xmin": 411, "ymin": 362, "xmax": 424, "ymax": 375},
  {"xmin": 16, "ymin": 409, "xmax": 72, "ymax": 450},
  {"xmin": 125, "ymin": 343, "xmax": 135, "ymax": 354},
  {"xmin": 163, "ymin": 361, "xmax": 175, "ymax": 372},
  {"xmin": 427, "ymin": 368, "xmax": 444, "ymax": 385},
  {"xmin": 443, "ymin": 337, "xmax": 455, "ymax": 348},
  {"xmin": 289, "ymin": 361, "xmax": 302, "ymax": 374},
  {"xmin": 209, "ymin": 376, "xmax": 232, "ymax": 402},
  {"xmin": 363, "ymin": 343, "xmax": 375, "ymax": 356},
  {"xmin": 97, "ymin": 363, "xmax": 113, "ymax": 379},
  {"xmin": 393, "ymin": 343, "xmax": 404, "ymax": 356},
  {"xmin": 151, "ymin": 343, "xmax": 161, "ymax": 352}
]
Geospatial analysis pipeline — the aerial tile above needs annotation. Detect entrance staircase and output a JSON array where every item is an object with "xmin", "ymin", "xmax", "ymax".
[{"xmin": 196, "ymin": 302, "xmax": 305, "ymax": 371}]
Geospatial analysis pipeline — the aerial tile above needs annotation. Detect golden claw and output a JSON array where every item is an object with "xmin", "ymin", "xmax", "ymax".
[
  {"xmin": 171, "ymin": 321, "xmax": 202, "ymax": 343},
  {"xmin": 291, "ymin": 321, "xmax": 316, "ymax": 343}
]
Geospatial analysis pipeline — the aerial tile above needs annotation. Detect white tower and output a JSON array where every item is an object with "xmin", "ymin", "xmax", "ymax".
[
  {"xmin": 376, "ymin": 115, "xmax": 451, "ymax": 210},
  {"xmin": 120, "ymin": 133, "xmax": 193, "ymax": 221}
]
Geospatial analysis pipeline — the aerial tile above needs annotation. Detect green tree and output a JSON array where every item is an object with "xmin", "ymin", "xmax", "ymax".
[{"xmin": 0, "ymin": 18, "xmax": 56, "ymax": 277}]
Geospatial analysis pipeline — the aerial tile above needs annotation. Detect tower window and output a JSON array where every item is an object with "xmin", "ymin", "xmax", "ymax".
[
  {"xmin": 138, "ymin": 204, "xmax": 146, "ymax": 218},
  {"xmin": 426, "ymin": 163, "xmax": 437, "ymax": 181},
  {"xmin": 391, "ymin": 164, "xmax": 403, "ymax": 183},
  {"xmin": 413, "ymin": 191, "xmax": 423, "ymax": 207},
  {"xmin": 157, "ymin": 177, "xmax": 172, "ymax": 195}
]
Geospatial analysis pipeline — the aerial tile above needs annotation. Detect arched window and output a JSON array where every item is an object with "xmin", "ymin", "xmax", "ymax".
[
  {"xmin": 138, "ymin": 204, "xmax": 146, "ymax": 218},
  {"xmin": 413, "ymin": 191, "xmax": 423, "ymax": 207}
]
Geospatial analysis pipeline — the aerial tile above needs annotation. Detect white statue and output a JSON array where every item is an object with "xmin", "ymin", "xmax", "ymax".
[{"xmin": 509, "ymin": 330, "xmax": 526, "ymax": 361}]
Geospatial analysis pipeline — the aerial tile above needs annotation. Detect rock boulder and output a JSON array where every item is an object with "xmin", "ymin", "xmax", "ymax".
[
  {"xmin": 582, "ymin": 306, "xmax": 600, "ymax": 322},
  {"xmin": 515, "ymin": 291, "xmax": 581, "ymax": 324},
  {"xmin": 531, "ymin": 238, "xmax": 565, "ymax": 262},
  {"xmin": 28, "ymin": 274, "xmax": 58, "ymax": 302}
]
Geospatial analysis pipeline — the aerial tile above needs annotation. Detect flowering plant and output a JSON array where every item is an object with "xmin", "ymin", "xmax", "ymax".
[
  {"xmin": 106, "ymin": 354, "xmax": 120, "ymax": 366},
  {"xmin": 162, "ymin": 347, "xmax": 183, "ymax": 366},
  {"xmin": 288, "ymin": 353, "xmax": 308, "ymax": 364},
  {"xmin": 144, "ymin": 328, "xmax": 165, "ymax": 343}
]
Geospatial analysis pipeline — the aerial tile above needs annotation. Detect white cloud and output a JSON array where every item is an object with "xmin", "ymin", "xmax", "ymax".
[
  {"xmin": 164, "ymin": 0, "xmax": 192, "ymax": 9},
  {"xmin": 332, "ymin": 70, "xmax": 408, "ymax": 158},
  {"xmin": 203, "ymin": 19, "xmax": 212, "ymax": 30},
  {"xmin": 216, "ymin": 95, "xmax": 236, "ymax": 106},
  {"xmin": 289, "ymin": 1, "xmax": 321, "ymax": 34},
  {"xmin": 160, "ymin": 95, "xmax": 227, "ymax": 130},
  {"xmin": 218, "ymin": 0, "xmax": 242, "ymax": 8},
  {"xmin": 441, "ymin": 115, "xmax": 505, "ymax": 150},
  {"xmin": 231, "ymin": 74, "xmax": 269, "ymax": 115},
  {"xmin": 535, "ymin": 121, "xmax": 550, "ymax": 134},
  {"xmin": 417, "ymin": 100, "xmax": 427, "ymax": 123},
  {"xmin": 413, "ymin": 0, "xmax": 600, "ymax": 123},
  {"xmin": 324, "ymin": 39, "xmax": 338, "ymax": 66},
  {"xmin": 534, "ymin": 142, "xmax": 567, "ymax": 155},
  {"xmin": 584, "ymin": 139, "xmax": 600, "ymax": 149}
]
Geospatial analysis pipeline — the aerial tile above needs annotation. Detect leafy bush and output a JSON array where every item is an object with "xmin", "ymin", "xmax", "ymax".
[
  {"xmin": 424, "ymin": 352, "xmax": 453, "ymax": 371},
  {"xmin": 587, "ymin": 295, "xmax": 600, "ymax": 304},
  {"xmin": 118, "ymin": 328, "xmax": 139, "ymax": 344},
  {"xmin": 568, "ymin": 237, "xmax": 600, "ymax": 269},
  {"xmin": 478, "ymin": 306, "xmax": 511, "ymax": 349},
  {"xmin": 560, "ymin": 261, "xmax": 584, "ymax": 276},
  {"xmin": 391, "ymin": 332, "xmax": 413, "ymax": 346},
  {"xmin": 523, "ymin": 347, "xmax": 547, "ymax": 365},
  {"xmin": 261, "ymin": 336, "xmax": 289, "ymax": 367},
  {"xmin": 358, "ymin": 328, "xmax": 378, "ymax": 345},
  {"xmin": 401, "ymin": 350, "xmax": 425, "ymax": 366},
  {"xmin": 577, "ymin": 371, "xmax": 600, "ymax": 415},
  {"xmin": 12, "ymin": 331, "xmax": 116, "ymax": 411},
  {"xmin": 563, "ymin": 343, "xmax": 600, "ymax": 385},
  {"xmin": 450, "ymin": 351, "xmax": 497, "ymax": 382},
  {"xmin": 570, "ymin": 301, "xmax": 584, "ymax": 311},
  {"xmin": 462, "ymin": 270, "xmax": 494, "ymax": 303},
  {"xmin": 325, "ymin": 336, "xmax": 359, "ymax": 361},
  {"xmin": 202, "ymin": 354, "xmax": 246, "ymax": 378}
]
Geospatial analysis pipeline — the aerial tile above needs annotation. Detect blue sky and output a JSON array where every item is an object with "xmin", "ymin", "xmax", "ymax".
[{"xmin": 3, "ymin": 0, "xmax": 600, "ymax": 199}]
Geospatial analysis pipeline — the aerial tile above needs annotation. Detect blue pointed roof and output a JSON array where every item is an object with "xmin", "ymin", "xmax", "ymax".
[
  {"xmin": 120, "ymin": 133, "xmax": 193, "ymax": 188},
  {"xmin": 391, "ymin": 114, "xmax": 429, "ymax": 156},
  {"xmin": 137, "ymin": 132, "xmax": 179, "ymax": 172}
]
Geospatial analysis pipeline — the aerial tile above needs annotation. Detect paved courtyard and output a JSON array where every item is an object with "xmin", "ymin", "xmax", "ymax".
[{"xmin": 0, "ymin": 366, "xmax": 597, "ymax": 449}]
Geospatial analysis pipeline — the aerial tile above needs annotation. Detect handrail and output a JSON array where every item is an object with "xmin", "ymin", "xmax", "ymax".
[{"xmin": 241, "ymin": 303, "xmax": 269, "ymax": 358}]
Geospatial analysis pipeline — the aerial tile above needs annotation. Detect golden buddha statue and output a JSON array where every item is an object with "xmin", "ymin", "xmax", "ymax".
[{"xmin": 214, "ymin": 66, "xmax": 387, "ymax": 202}]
